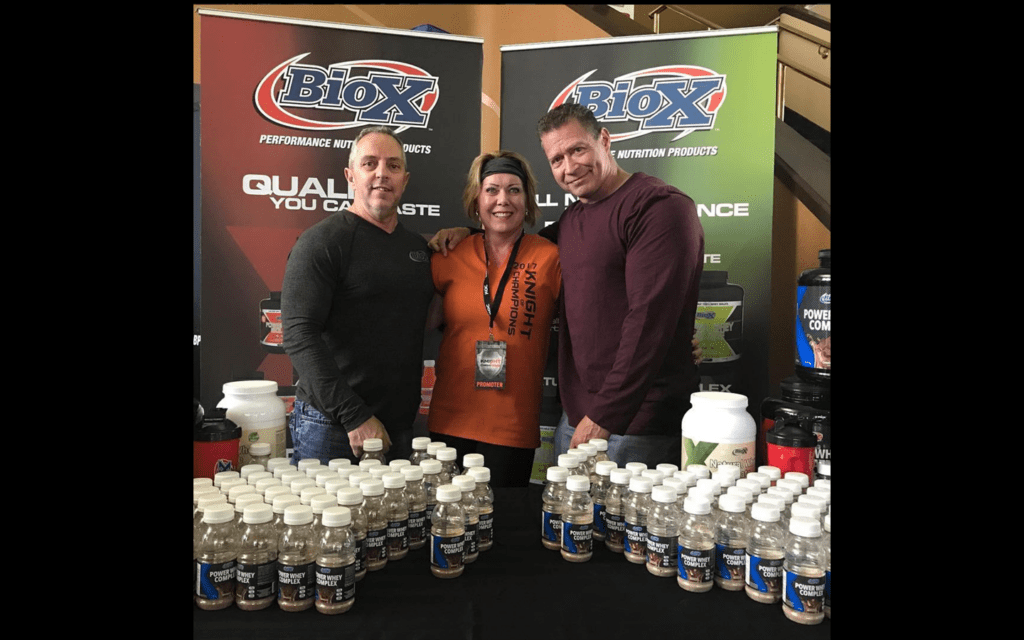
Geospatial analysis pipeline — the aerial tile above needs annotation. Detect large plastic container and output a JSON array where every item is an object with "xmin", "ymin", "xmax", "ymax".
[
  {"xmin": 680, "ymin": 392, "xmax": 756, "ymax": 477},
  {"xmin": 218, "ymin": 381, "xmax": 287, "ymax": 467}
]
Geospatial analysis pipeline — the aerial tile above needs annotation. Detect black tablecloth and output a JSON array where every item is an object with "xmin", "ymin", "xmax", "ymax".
[{"xmin": 194, "ymin": 485, "xmax": 830, "ymax": 639}]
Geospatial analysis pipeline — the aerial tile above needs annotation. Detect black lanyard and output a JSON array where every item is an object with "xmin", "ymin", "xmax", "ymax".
[{"xmin": 483, "ymin": 231, "xmax": 525, "ymax": 335}]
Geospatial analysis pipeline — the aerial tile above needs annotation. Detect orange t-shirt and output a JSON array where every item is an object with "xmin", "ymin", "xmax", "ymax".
[{"xmin": 427, "ymin": 233, "xmax": 561, "ymax": 449}]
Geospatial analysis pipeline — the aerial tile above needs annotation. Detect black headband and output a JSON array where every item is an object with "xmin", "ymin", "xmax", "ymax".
[{"xmin": 480, "ymin": 156, "xmax": 526, "ymax": 184}]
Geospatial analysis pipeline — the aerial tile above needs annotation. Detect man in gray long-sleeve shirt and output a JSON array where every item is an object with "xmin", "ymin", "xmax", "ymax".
[
  {"xmin": 281, "ymin": 126, "xmax": 435, "ymax": 464},
  {"xmin": 537, "ymin": 103, "xmax": 704, "ymax": 468}
]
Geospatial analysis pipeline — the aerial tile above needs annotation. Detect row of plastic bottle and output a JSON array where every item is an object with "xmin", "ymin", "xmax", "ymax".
[
  {"xmin": 194, "ymin": 438, "xmax": 495, "ymax": 613},
  {"xmin": 540, "ymin": 446, "xmax": 831, "ymax": 625}
]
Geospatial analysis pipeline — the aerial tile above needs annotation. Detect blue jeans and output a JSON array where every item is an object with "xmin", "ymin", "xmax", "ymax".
[
  {"xmin": 289, "ymin": 399, "xmax": 413, "ymax": 465},
  {"xmin": 554, "ymin": 412, "xmax": 682, "ymax": 469}
]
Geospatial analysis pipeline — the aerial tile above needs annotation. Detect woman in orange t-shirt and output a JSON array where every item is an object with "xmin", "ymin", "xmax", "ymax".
[{"xmin": 426, "ymin": 151, "xmax": 560, "ymax": 487}]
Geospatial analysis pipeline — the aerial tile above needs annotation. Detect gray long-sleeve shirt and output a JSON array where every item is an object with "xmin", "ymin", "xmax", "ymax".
[{"xmin": 281, "ymin": 209, "xmax": 434, "ymax": 434}]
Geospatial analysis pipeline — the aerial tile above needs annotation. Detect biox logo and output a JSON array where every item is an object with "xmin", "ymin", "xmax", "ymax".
[
  {"xmin": 255, "ymin": 53, "xmax": 439, "ymax": 132},
  {"xmin": 550, "ymin": 66, "xmax": 726, "ymax": 142}
]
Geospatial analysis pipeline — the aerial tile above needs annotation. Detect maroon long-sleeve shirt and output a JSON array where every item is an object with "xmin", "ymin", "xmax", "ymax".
[{"xmin": 541, "ymin": 173, "xmax": 704, "ymax": 437}]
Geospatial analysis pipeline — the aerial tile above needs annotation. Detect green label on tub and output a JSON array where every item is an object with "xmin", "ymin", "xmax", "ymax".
[{"xmin": 682, "ymin": 438, "xmax": 754, "ymax": 475}]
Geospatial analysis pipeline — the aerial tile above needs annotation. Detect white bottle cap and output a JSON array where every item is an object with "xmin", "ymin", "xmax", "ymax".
[
  {"xmin": 695, "ymin": 478, "xmax": 721, "ymax": 496},
  {"xmin": 324, "ymin": 478, "xmax": 350, "ymax": 494},
  {"xmin": 249, "ymin": 442, "xmax": 271, "ymax": 457},
  {"xmin": 220, "ymin": 478, "xmax": 247, "ymax": 495},
  {"xmin": 427, "ymin": 442, "xmax": 446, "ymax": 456},
  {"xmin": 452, "ymin": 475, "xmax": 476, "ymax": 492},
  {"xmin": 625, "ymin": 462, "xmax": 648, "ymax": 476},
  {"xmin": 311, "ymin": 494, "xmax": 339, "ymax": 514},
  {"xmin": 202, "ymin": 503, "xmax": 235, "ymax": 525},
  {"xmin": 194, "ymin": 486, "xmax": 220, "ymax": 502},
  {"xmin": 577, "ymin": 443, "xmax": 597, "ymax": 457},
  {"xmin": 335, "ymin": 467, "xmax": 357, "ymax": 480},
  {"xmin": 436, "ymin": 484, "xmax": 462, "ymax": 503},
  {"xmin": 628, "ymin": 476, "xmax": 653, "ymax": 494},
  {"xmin": 784, "ymin": 472, "xmax": 810, "ymax": 490},
  {"xmin": 240, "ymin": 464, "xmax": 265, "ymax": 479},
  {"xmin": 661, "ymin": 477, "xmax": 686, "ymax": 494},
  {"xmin": 336, "ymin": 487, "xmax": 363, "ymax": 507},
  {"xmin": 813, "ymin": 479, "xmax": 831, "ymax": 491},
  {"xmin": 359, "ymin": 459, "xmax": 382, "ymax": 471},
  {"xmin": 652, "ymin": 485, "xmax": 677, "ymax": 504},
  {"xmin": 467, "ymin": 466, "xmax": 490, "ymax": 483},
  {"xmin": 382, "ymin": 472, "xmax": 406, "ymax": 489},
  {"xmin": 283, "ymin": 504, "xmax": 314, "ymax": 526},
  {"xmin": 247, "ymin": 471, "xmax": 274, "ymax": 486},
  {"xmin": 766, "ymin": 486, "xmax": 795, "ymax": 504},
  {"xmin": 790, "ymin": 502, "xmax": 820, "ymax": 522},
  {"xmin": 347, "ymin": 472, "xmax": 371, "ymax": 486},
  {"xmin": 409, "ymin": 436, "xmax": 430, "ymax": 452},
  {"xmin": 689, "ymin": 391, "xmax": 748, "ymax": 409},
  {"xmin": 389, "ymin": 459, "xmax": 411, "ymax": 471},
  {"xmin": 436, "ymin": 447, "xmax": 457, "ymax": 462},
  {"xmin": 328, "ymin": 458, "xmax": 352, "ymax": 471},
  {"xmin": 595, "ymin": 460, "xmax": 617, "ymax": 476},
  {"xmin": 420, "ymin": 459, "xmax": 442, "ymax": 475},
  {"xmin": 758, "ymin": 465, "xmax": 782, "ymax": 481},
  {"xmin": 735, "ymin": 478, "xmax": 761, "ymax": 497},
  {"xmin": 263, "ymin": 485, "xmax": 292, "ymax": 504},
  {"xmin": 242, "ymin": 503, "xmax": 273, "ymax": 525},
  {"xmin": 609, "ymin": 468, "xmax": 632, "ymax": 486},
  {"xmin": 687, "ymin": 486, "xmax": 714, "ymax": 503},
  {"xmin": 656, "ymin": 463, "xmax": 679, "ymax": 476},
  {"xmin": 463, "ymin": 453, "xmax": 485, "ymax": 468},
  {"xmin": 359, "ymin": 479, "xmax": 384, "ymax": 497},
  {"xmin": 588, "ymin": 438, "xmax": 608, "ymax": 451},
  {"xmin": 715, "ymin": 465, "xmax": 741, "ymax": 481},
  {"xmin": 546, "ymin": 466, "xmax": 568, "ymax": 482},
  {"xmin": 816, "ymin": 460, "xmax": 831, "ymax": 477},
  {"xmin": 290, "ymin": 478, "xmax": 316, "ymax": 496},
  {"xmin": 279, "ymin": 470, "xmax": 304, "ymax": 485},
  {"xmin": 297, "ymin": 459, "xmax": 321, "ymax": 471},
  {"xmin": 757, "ymin": 494, "xmax": 787, "ymax": 513},
  {"xmin": 686, "ymin": 464, "xmax": 710, "ymax": 480},
  {"xmin": 322, "ymin": 506, "xmax": 352, "ymax": 528},
  {"xmin": 788, "ymin": 515, "xmax": 821, "ymax": 537},
  {"xmin": 267, "ymin": 458, "xmax": 292, "ymax": 472},
  {"xmin": 304, "ymin": 464, "xmax": 329, "ymax": 479},
  {"xmin": 673, "ymin": 470, "xmax": 697, "ymax": 488},
  {"xmin": 798, "ymin": 494, "xmax": 828, "ymax": 515},
  {"xmin": 368, "ymin": 467, "xmax": 390, "ymax": 479},
  {"xmin": 228, "ymin": 484, "xmax": 257, "ymax": 503},
  {"xmin": 718, "ymin": 493, "xmax": 746, "ymax": 514},
  {"xmin": 214, "ymin": 470, "xmax": 240, "ymax": 487},
  {"xmin": 272, "ymin": 494, "xmax": 301, "ymax": 514},
  {"xmin": 363, "ymin": 438, "xmax": 383, "ymax": 452},
  {"xmin": 775, "ymin": 478, "xmax": 803, "ymax": 496},
  {"xmin": 300, "ymin": 486, "xmax": 326, "ymax": 505},
  {"xmin": 806, "ymin": 486, "xmax": 831, "ymax": 504},
  {"xmin": 683, "ymin": 496, "xmax": 711, "ymax": 515},
  {"xmin": 234, "ymin": 494, "xmax": 264, "ymax": 514},
  {"xmin": 824, "ymin": 513, "xmax": 830, "ymax": 533},
  {"xmin": 558, "ymin": 453, "xmax": 582, "ymax": 469},
  {"xmin": 566, "ymin": 475, "xmax": 591, "ymax": 492},
  {"xmin": 194, "ymin": 477, "xmax": 214, "ymax": 489},
  {"xmin": 401, "ymin": 465, "xmax": 425, "ymax": 481},
  {"xmin": 751, "ymin": 502, "xmax": 780, "ymax": 523},
  {"xmin": 641, "ymin": 469, "xmax": 665, "ymax": 486},
  {"xmin": 745, "ymin": 472, "xmax": 771, "ymax": 492}
]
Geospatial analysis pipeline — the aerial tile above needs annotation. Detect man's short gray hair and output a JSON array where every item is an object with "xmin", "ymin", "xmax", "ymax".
[{"xmin": 349, "ymin": 126, "xmax": 407, "ymax": 169}]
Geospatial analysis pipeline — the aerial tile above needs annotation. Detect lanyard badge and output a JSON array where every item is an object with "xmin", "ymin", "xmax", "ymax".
[{"xmin": 475, "ymin": 232, "xmax": 524, "ymax": 390}]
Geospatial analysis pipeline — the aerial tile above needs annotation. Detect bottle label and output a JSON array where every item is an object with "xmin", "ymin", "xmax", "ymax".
[
  {"xmin": 825, "ymin": 569, "xmax": 831, "ymax": 609},
  {"xmin": 695, "ymin": 300, "xmax": 742, "ymax": 363},
  {"xmin": 355, "ymin": 537, "xmax": 366, "ymax": 574},
  {"xmin": 277, "ymin": 561, "xmax": 315, "ymax": 602},
  {"xmin": 605, "ymin": 512, "xmax": 625, "ymax": 545},
  {"xmin": 715, "ymin": 543, "xmax": 746, "ymax": 581},
  {"xmin": 366, "ymin": 527, "xmax": 388, "ymax": 563},
  {"xmin": 386, "ymin": 518, "xmax": 409, "ymax": 554},
  {"xmin": 315, "ymin": 562, "xmax": 356, "ymax": 604},
  {"xmin": 465, "ymin": 521, "xmax": 478, "ymax": 554},
  {"xmin": 646, "ymin": 533, "xmax": 678, "ymax": 569},
  {"xmin": 681, "ymin": 438, "xmax": 755, "ymax": 476},
  {"xmin": 235, "ymin": 560, "xmax": 276, "ymax": 600},
  {"xmin": 745, "ymin": 552, "xmax": 783, "ymax": 594},
  {"xmin": 593, "ymin": 504, "xmax": 607, "ymax": 536},
  {"xmin": 677, "ymin": 544, "xmax": 713, "ymax": 584},
  {"xmin": 624, "ymin": 520, "xmax": 646, "ymax": 555},
  {"xmin": 542, "ymin": 510, "xmax": 561, "ymax": 542},
  {"xmin": 477, "ymin": 511, "xmax": 493, "ymax": 545},
  {"xmin": 795, "ymin": 284, "xmax": 831, "ymax": 371},
  {"xmin": 561, "ymin": 521, "xmax": 593, "ymax": 554},
  {"xmin": 408, "ymin": 510, "xmax": 426, "ymax": 544},
  {"xmin": 783, "ymin": 570, "xmax": 826, "ymax": 613},
  {"xmin": 196, "ymin": 559, "xmax": 236, "ymax": 600},
  {"xmin": 430, "ymin": 533, "xmax": 465, "ymax": 570}
]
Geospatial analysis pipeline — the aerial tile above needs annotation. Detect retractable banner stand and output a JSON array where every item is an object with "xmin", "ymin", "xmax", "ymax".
[
  {"xmin": 198, "ymin": 9, "xmax": 482, "ymax": 423},
  {"xmin": 500, "ymin": 27, "xmax": 778, "ymax": 465}
]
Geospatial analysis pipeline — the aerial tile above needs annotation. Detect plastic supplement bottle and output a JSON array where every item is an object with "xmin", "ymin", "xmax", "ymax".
[
  {"xmin": 401, "ymin": 465, "xmax": 428, "ymax": 551},
  {"xmin": 195, "ymin": 503, "xmax": 239, "ymax": 610},
  {"xmin": 420, "ymin": 459, "xmax": 443, "ymax": 521},
  {"xmin": 603, "ymin": 468, "xmax": 632, "ymax": 552},
  {"xmin": 453, "ymin": 475, "xmax": 479, "ymax": 563},
  {"xmin": 677, "ymin": 496, "xmax": 715, "ymax": 593},
  {"xmin": 467, "ymin": 466, "xmax": 494, "ymax": 551},
  {"xmin": 782, "ymin": 516, "xmax": 827, "ymax": 625},
  {"xmin": 823, "ymin": 513, "xmax": 831, "ymax": 619},
  {"xmin": 714, "ymin": 494, "xmax": 751, "ymax": 591},
  {"xmin": 235, "ymin": 503, "xmax": 277, "ymax": 611},
  {"xmin": 745, "ymin": 502, "xmax": 785, "ymax": 603},
  {"xmin": 336, "ymin": 487, "xmax": 367, "ymax": 582},
  {"xmin": 276, "ymin": 505, "xmax": 317, "ymax": 612},
  {"xmin": 591, "ymin": 460, "xmax": 616, "ymax": 542},
  {"xmin": 410, "ymin": 437, "xmax": 431, "ymax": 466},
  {"xmin": 314, "ymin": 506, "xmax": 356, "ymax": 615},
  {"xmin": 646, "ymin": 485, "xmax": 680, "ymax": 577},
  {"xmin": 541, "ymin": 466, "xmax": 569, "ymax": 550},
  {"xmin": 560, "ymin": 475, "xmax": 594, "ymax": 562},
  {"xmin": 436, "ymin": 447, "xmax": 460, "ymax": 484},
  {"xmin": 430, "ymin": 485, "xmax": 466, "ymax": 578},
  {"xmin": 360, "ymin": 438, "xmax": 387, "ymax": 464},
  {"xmin": 382, "ymin": 473, "xmax": 409, "ymax": 561},
  {"xmin": 588, "ymin": 438, "xmax": 610, "ymax": 464},
  {"xmin": 623, "ymin": 476, "xmax": 654, "ymax": 564},
  {"xmin": 359, "ymin": 479, "xmax": 388, "ymax": 571}
]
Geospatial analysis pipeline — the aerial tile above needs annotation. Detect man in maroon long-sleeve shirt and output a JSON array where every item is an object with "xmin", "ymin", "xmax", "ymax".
[{"xmin": 537, "ymin": 103, "xmax": 704, "ymax": 468}]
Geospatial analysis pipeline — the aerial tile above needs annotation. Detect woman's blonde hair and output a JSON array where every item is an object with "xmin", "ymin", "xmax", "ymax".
[{"xmin": 462, "ymin": 150, "xmax": 540, "ymax": 227}]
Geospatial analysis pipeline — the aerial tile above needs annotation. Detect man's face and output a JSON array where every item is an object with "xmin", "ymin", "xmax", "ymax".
[
  {"xmin": 539, "ymin": 119, "xmax": 614, "ymax": 203},
  {"xmin": 344, "ymin": 133, "xmax": 410, "ymax": 222}
]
